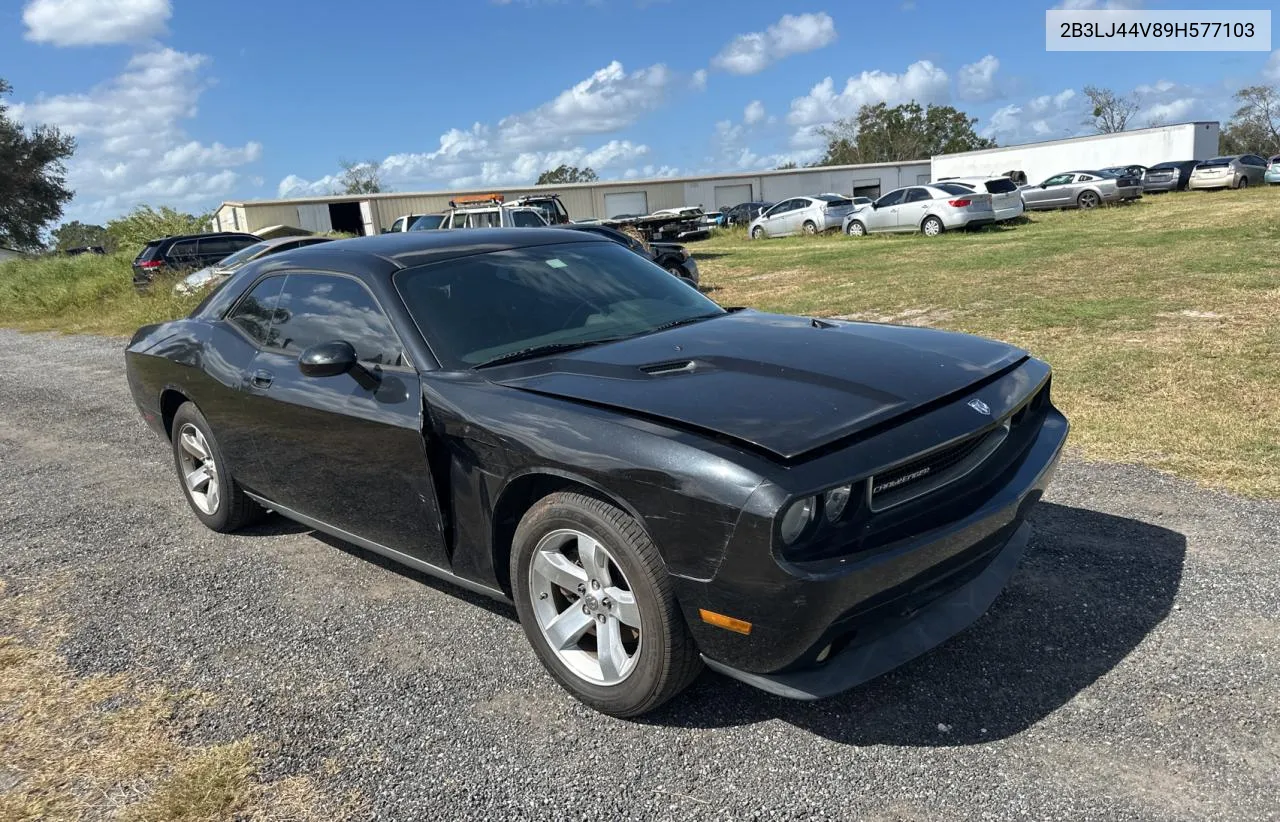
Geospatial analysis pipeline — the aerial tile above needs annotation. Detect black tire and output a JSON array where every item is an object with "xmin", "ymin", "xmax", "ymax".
[
  {"xmin": 921, "ymin": 215, "xmax": 944, "ymax": 237},
  {"xmin": 170, "ymin": 402, "xmax": 263, "ymax": 533},
  {"xmin": 1077, "ymin": 190, "xmax": 1100, "ymax": 209},
  {"xmin": 511, "ymin": 491, "xmax": 702, "ymax": 717},
  {"xmin": 802, "ymin": 220, "xmax": 817, "ymax": 235},
  {"xmin": 751, "ymin": 226, "xmax": 765, "ymax": 240},
  {"xmin": 1236, "ymin": 176, "xmax": 1249, "ymax": 189},
  {"xmin": 845, "ymin": 220, "xmax": 866, "ymax": 237}
]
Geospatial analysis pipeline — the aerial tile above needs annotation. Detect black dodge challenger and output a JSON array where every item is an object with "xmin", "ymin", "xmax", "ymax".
[{"xmin": 125, "ymin": 229, "xmax": 1068, "ymax": 717}]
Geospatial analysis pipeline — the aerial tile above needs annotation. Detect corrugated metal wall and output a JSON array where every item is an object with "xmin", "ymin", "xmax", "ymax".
[{"xmin": 234, "ymin": 163, "xmax": 932, "ymax": 233}]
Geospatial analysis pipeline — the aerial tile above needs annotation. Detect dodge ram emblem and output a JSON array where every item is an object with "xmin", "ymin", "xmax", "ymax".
[{"xmin": 968, "ymin": 398, "xmax": 991, "ymax": 415}]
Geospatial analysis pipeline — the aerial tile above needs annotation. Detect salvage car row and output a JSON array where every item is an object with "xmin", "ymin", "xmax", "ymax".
[{"xmin": 741, "ymin": 152, "xmax": 1280, "ymax": 240}]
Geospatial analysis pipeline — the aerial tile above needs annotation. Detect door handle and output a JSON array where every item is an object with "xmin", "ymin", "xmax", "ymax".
[{"xmin": 250, "ymin": 370, "xmax": 274, "ymax": 389}]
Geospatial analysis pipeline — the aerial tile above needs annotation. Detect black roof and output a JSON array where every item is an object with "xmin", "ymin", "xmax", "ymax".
[
  {"xmin": 146, "ymin": 231, "xmax": 260, "ymax": 244},
  {"xmin": 289, "ymin": 227, "xmax": 602, "ymax": 270}
]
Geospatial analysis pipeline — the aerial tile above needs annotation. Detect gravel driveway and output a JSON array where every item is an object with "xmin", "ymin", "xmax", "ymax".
[{"xmin": 1, "ymin": 328, "xmax": 1276, "ymax": 821}]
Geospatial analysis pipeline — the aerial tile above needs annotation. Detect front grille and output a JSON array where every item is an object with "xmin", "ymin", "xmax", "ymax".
[{"xmin": 868, "ymin": 422, "xmax": 1010, "ymax": 511}]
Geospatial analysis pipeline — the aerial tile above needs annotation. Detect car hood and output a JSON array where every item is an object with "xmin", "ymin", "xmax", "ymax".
[{"xmin": 488, "ymin": 310, "xmax": 1027, "ymax": 460}]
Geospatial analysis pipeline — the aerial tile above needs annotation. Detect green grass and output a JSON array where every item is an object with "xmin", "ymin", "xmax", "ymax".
[
  {"xmin": 698, "ymin": 188, "xmax": 1280, "ymax": 497},
  {"xmin": 0, "ymin": 252, "xmax": 203, "ymax": 335},
  {"xmin": 1, "ymin": 189, "xmax": 1277, "ymax": 496}
]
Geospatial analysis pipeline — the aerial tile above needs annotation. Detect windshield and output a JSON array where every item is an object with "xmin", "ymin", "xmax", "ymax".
[
  {"xmin": 395, "ymin": 241, "xmax": 724, "ymax": 369},
  {"xmin": 410, "ymin": 214, "xmax": 444, "ymax": 230},
  {"xmin": 214, "ymin": 241, "xmax": 270, "ymax": 269}
]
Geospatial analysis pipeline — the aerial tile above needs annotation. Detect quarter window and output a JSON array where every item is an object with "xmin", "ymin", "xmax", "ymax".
[
  {"xmin": 227, "ymin": 276, "xmax": 287, "ymax": 346},
  {"xmin": 269, "ymin": 274, "xmax": 404, "ymax": 366},
  {"xmin": 903, "ymin": 188, "xmax": 931, "ymax": 203}
]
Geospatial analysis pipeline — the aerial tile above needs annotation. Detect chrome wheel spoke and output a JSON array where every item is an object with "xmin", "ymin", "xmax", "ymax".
[
  {"xmin": 606, "ymin": 587, "xmax": 640, "ymax": 629},
  {"xmin": 204, "ymin": 477, "xmax": 220, "ymax": 512},
  {"xmin": 544, "ymin": 604, "xmax": 594, "ymax": 651},
  {"xmin": 581, "ymin": 537, "xmax": 612, "ymax": 588},
  {"xmin": 185, "ymin": 465, "xmax": 211, "ymax": 492},
  {"xmin": 596, "ymin": 616, "xmax": 626, "ymax": 682},
  {"xmin": 532, "ymin": 549, "xmax": 588, "ymax": 595},
  {"xmin": 180, "ymin": 431, "xmax": 208, "ymax": 460}
]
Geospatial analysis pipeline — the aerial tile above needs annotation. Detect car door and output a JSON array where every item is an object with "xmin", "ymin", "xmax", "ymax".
[
  {"xmin": 1027, "ymin": 173, "xmax": 1074, "ymax": 208},
  {"xmin": 899, "ymin": 187, "xmax": 933, "ymax": 230},
  {"xmin": 1242, "ymin": 155, "xmax": 1266, "ymax": 184},
  {"xmin": 758, "ymin": 200, "xmax": 791, "ymax": 236},
  {"xmin": 238, "ymin": 272, "xmax": 448, "ymax": 565},
  {"xmin": 865, "ymin": 189, "xmax": 905, "ymax": 231},
  {"xmin": 166, "ymin": 238, "xmax": 200, "ymax": 270}
]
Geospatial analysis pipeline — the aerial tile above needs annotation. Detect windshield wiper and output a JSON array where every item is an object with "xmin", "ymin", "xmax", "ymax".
[
  {"xmin": 647, "ymin": 313, "xmax": 722, "ymax": 334},
  {"xmin": 474, "ymin": 337, "xmax": 627, "ymax": 369}
]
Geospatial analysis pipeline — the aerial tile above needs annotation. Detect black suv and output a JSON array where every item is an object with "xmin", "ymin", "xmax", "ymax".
[{"xmin": 132, "ymin": 232, "xmax": 260, "ymax": 291}]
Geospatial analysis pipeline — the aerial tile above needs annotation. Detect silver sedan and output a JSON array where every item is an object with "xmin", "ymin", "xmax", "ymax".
[
  {"xmin": 748, "ymin": 194, "xmax": 856, "ymax": 239},
  {"xmin": 1020, "ymin": 170, "xmax": 1142, "ymax": 210},
  {"xmin": 842, "ymin": 184, "xmax": 995, "ymax": 237}
]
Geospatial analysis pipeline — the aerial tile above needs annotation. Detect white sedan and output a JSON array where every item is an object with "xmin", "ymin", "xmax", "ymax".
[
  {"xmin": 843, "ymin": 184, "xmax": 996, "ymax": 237},
  {"xmin": 748, "ymin": 195, "xmax": 857, "ymax": 239}
]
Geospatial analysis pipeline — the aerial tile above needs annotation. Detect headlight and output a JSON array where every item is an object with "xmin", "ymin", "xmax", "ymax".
[
  {"xmin": 823, "ymin": 485, "xmax": 852, "ymax": 522},
  {"xmin": 779, "ymin": 497, "xmax": 816, "ymax": 545}
]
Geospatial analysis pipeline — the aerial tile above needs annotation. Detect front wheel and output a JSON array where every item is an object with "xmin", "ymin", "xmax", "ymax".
[
  {"xmin": 1077, "ymin": 190, "xmax": 1100, "ymax": 209},
  {"xmin": 845, "ymin": 220, "xmax": 866, "ymax": 237},
  {"xmin": 751, "ymin": 226, "xmax": 765, "ymax": 240},
  {"xmin": 511, "ymin": 492, "xmax": 702, "ymax": 717},
  {"xmin": 921, "ymin": 216, "xmax": 944, "ymax": 237}
]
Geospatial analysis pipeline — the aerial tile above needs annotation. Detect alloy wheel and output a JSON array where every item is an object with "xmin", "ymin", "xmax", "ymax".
[
  {"xmin": 923, "ymin": 218, "xmax": 942, "ymax": 237},
  {"xmin": 177, "ymin": 423, "xmax": 219, "ymax": 515},
  {"xmin": 529, "ymin": 528, "xmax": 641, "ymax": 686}
]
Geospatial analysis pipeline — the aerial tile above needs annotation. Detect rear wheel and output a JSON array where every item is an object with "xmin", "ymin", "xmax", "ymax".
[
  {"xmin": 511, "ymin": 491, "xmax": 702, "ymax": 717},
  {"xmin": 1077, "ymin": 190, "xmax": 1100, "ymax": 209},
  {"xmin": 921, "ymin": 216, "xmax": 944, "ymax": 237},
  {"xmin": 751, "ymin": 226, "xmax": 765, "ymax": 240},
  {"xmin": 170, "ymin": 402, "xmax": 263, "ymax": 532},
  {"xmin": 845, "ymin": 220, "xmax": 866, "ymax": 237},
  {"xmin": 802, "ymin": 220, "xmax": 817, "ymax": 235},
  {"xmin": 1236, "ymin": 176, "xmax": 1249, "ymax": 189}
]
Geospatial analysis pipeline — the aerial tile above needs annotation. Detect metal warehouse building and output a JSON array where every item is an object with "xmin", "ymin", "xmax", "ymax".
[
  {"xmin": 214, "ymin": 161, "xmax": 932, "ymax": 236},
  {"xmin": 931, "ymin": 121, "xmax": 1220, "ymax": 186},
  {"xmin": 215, "ymin": 121, "xmax": 1223, "ymax": 236}
]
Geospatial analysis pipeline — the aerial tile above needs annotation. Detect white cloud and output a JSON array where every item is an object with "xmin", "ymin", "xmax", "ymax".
[
  {"xmin": 711, "ymin": 13, "xmax": 837, "ymax": 75},
  {"xmin": 787, "ymin": 60, "xmax": 950, "ymax": 126},
  {"xmin": 957, "ymin": 55, "xmax": 1000, "ymax": 102},
  {"xmin": 12, "ymin": 48, "xmax": 260, "ymax": 220},
  {"xmin": 691, "ymin": 69, "xmax": 707, "ymax": 91},
  {"xmin": 279, "ymin": 61, "xmax": 670, "ymax": 194},
  {"xmin": 982, "ymin": 86, "xmax": 1083, "ymax": 142},
  {"xmin": 1264, "ymin": 50, "xmax": 1280, "ymax": 82},
  {"xmin": 23, "ymin": 0, "xmax": 171, "ymax": 46},
  {"xmin": 743, "ymin": 100, "xmax": 766, "ymax": 125},
  {"xmin": 1054, "ymin": 0, "xmax": 1142, "ymax": 9}
]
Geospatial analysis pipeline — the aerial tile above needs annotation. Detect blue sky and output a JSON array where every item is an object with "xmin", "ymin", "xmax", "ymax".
[{"xmin": 5, "ymin": 0, "xmax": 1277, "ymax": 224}]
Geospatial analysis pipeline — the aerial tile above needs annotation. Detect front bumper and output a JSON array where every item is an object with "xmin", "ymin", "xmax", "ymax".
[{"xmin": 686, "ymin": 405, "xmax": 1068, "ymax": 700}]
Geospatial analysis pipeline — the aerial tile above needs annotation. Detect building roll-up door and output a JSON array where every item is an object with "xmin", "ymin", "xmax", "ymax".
[
  {"xmin": 603, "ymin": 191, "xmax": 649, "ymax": 218},
  {"xmin": 359, "ymin": 201, "xmax": 377, "ymax": 236},
  {"xmin": 296, "ymin": 204, "xmax": 332, "ymax": 233},
  {"xmin": 713, "ymin": 184, "xmax": 753, "ymax": 210}
]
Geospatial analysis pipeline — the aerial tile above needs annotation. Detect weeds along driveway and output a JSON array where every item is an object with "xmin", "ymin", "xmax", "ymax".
[{"xmin": 1, "ymin": 328, "xmax": 1277, "ymax": 820}]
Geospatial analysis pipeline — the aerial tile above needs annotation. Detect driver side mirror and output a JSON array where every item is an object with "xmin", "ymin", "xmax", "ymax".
[{"xmin": 299, "ymin": 340, "xmax": 380, "ymax": 389}]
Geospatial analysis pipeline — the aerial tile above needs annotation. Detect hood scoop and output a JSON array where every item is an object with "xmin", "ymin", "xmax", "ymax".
[{"xmin": 639, "ymin": 359, "xmax": 698, "ymax": 376}]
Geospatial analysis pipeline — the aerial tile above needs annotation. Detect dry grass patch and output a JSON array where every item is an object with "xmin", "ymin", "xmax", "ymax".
[
  {"xmin": 698, "ymin": 187, "xmax": 1280, "ymax": 497},
  {"xmin": 0, "ymin": 580, "xmax": 352, "ymax": 821}
]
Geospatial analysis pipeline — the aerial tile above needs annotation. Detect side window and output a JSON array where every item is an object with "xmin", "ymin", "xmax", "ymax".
[
  {"xmin": 198, "ymin": 237, "xmax": 238, "ymax": 261},
  {"xmin": 511, "ymin": 210, "xmax": 544, "ymax": 227},
  {"xmin": 168, "ymin": 239, "xmax": 199, "ymax": 264},
  {"xmin": 874, "ymin": 189, "xmax": 905, "ymax": 208},
  {"xmin": 270, "ymin": 274, "xmax": 404, "ymax": 366},
  {"xmin": 1245, "ymin": 155, "xmax": 1264, "ymax": 167},
  {"xmin": 903, "ymin": 188, "xmax": 930, "ymax": 203},
  {"xmin": 1042, "ymin": 174, "xmax": 1073, "ymax": 186},
  {"xmin": 391, "ymin": 218, "xmax": 405, "ymax": 232},
  {"xmin": 227, "ymin": 276, "xmax": 287, "ymax": 346}
]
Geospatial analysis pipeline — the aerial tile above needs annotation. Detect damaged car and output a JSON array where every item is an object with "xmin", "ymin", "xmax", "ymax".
[{"xmin": 125, "ymin": 230, "xmax": 1068, "ymax": 717}]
